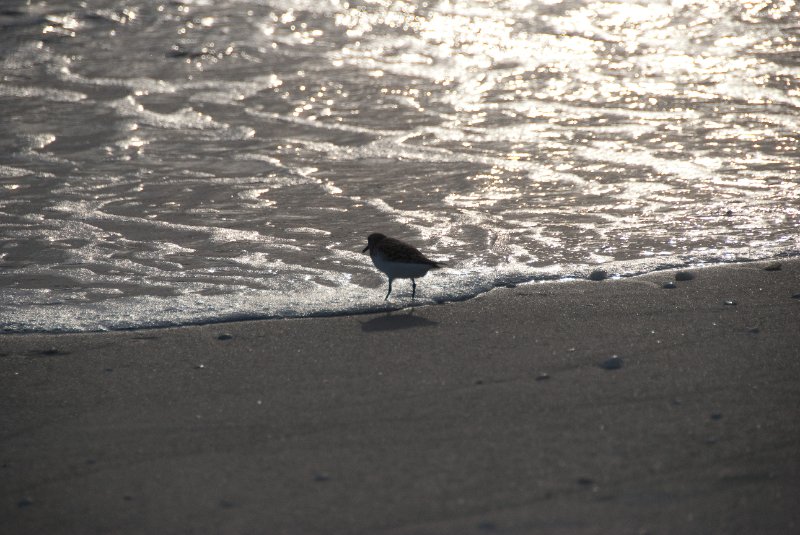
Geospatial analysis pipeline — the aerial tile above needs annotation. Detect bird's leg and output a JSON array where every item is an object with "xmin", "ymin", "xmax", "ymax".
[
  {"xmin": 385, "ymin": 278, "xmax": 393, "ymax": 301},
  {"xmin": 411, "ymin": 278, "xmax": 416, "ymax": 299}
]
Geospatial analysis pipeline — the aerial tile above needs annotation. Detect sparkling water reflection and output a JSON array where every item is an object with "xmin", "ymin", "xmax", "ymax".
[{"xmin": 0, "ymin": 0, "xmax": 798, "ymax": 331}]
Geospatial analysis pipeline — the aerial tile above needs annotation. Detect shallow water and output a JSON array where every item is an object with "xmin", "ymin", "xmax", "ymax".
[{"xmin": 1, "ymin": 0, "xmax": 799, "ymax": 332}]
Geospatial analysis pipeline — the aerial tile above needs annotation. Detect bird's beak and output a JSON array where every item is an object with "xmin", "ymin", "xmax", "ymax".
[{"xmin": 362, "ymin": 245, "xmax": 370, "ymax": 253}]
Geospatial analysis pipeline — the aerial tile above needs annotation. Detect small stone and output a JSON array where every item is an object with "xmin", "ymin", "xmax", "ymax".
[
  {"xmin": 194, "ymin": 364, "xmax": 205, "ymax": 369},
  {"xmin": 724, "ymin": 209, "xmax": 733, "ymax": 217},
  {"xmin": 42, "ymin": 347, "xmax": 60, "ymax": 355},
  {"xmin": 763, "ymin": 262, "xmax": 782, "ymax": 271},
  {"xmin": 792, "ymin": 293, "xmax": 800, "ymax": 300},
  {"xmin": 711, "ymin": 413, "xmax": 723, "ymax": 421},
  {"xmin": 313, "ymin": 473, "xmax": 330, "ymax": 482},
  {"xmin": 477, "ymin": 520, "xmax": 497, "ymax": 531},
  {"xmin": 748, "ymin": 327, "xmax": 760, "ymax": 334},
  {"xmin": 536, "ymin": 373, "xmax": 550, "ymax": 381},
  {"xmin": 104, "ymin": 368, "xmax": 113, "ymax": 373},
  {"xmin": 600, "ymin": 355, "xmax": 623, "ymax": 370},
  {"xmin": 123, "ymin": 495, "xmax": 133, "ymax": 501},
  {"xmin": 723, "ymin": 300, "xmax": 737, "ymax": 306},
  {"xmin": 86, "ymin": 458, "xmax": 96, "ymax": 465},
  {"xmin": 662, "ymin": 281, "xmax": 677, "ymax": 289},
  {"xmin": 675, "ymin": 271, "xmax": 695, "ymax": 281},
  {"xmin": 577, "ymin": 477, "xmax": 594, "ymax": 486},
  {"xmin": 589, "ymin": 269, "xmax": 608, "ymax": 281},
  {"xmin": 475, "ymin": 379, "xmax": 484, "ymax": 385},
  {"xmin": 18, "ymin": 497, "xmax": 33, "ymax": 508},
  {"xmin": 219, "ymin": 499, "xmax": 237, "ymax": 509},
  {"xmin": 217, "ymin": 333, "xmax": 233, "ymax": 340}
]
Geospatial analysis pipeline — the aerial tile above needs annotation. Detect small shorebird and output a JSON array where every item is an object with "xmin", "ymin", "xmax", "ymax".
[{"xmin": 362, "ymin": 233, "xmax": 443, "ymax": 300}]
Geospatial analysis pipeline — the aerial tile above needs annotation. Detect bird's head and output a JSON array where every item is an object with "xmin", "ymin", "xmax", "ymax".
[{"xmin": 362, "ymin": 232, "xmax": 386, "ymax": 253}]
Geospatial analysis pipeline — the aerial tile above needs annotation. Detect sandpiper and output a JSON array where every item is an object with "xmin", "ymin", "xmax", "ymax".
[{"xmin": 362, "ymin": 233, "xmax": 442, "ymax": 300}]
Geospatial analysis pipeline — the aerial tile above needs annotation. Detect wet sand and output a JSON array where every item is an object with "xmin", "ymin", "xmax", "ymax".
[{"xmin": 2, "ymin": 260, "xmax": 799, "ymax": 534}]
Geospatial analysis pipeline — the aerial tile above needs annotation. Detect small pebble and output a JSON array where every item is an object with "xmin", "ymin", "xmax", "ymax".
[
  {"xmin": 711, "ymin": 413, "xmax": 723, "ymax": 421},
  {"xmin": 536, "ymin": 373, "xmax": 550, "ymax": 381},
  {"xmin": 219, "ymin": 499, "xmax": 237, "ymax": 509},
  {"xmin": 123, "ymin": 495, "xmax": 133, "ymax": 501},
  {"xmin": 478, "ymin": 520, "xmax": 497, "ymax": 531},
  {"xmin": 18, "ymin": 498, "xmax": 33, "ymax": 508},
  {"xmin": 194, "ymin": 364, "xmax": 205, "ymax": 369},
  {"xmin": 475, "ymin": 379, "xmax": 484, "ymax": 385},
  {"xmin": 792, "ymin": 293, "xmax": 800, "ymax": 300},
  {"xmin": 662, "ymin": 281, "xmax": 677, "ymax": 289},
  {"xmin": 477, "ymin": 520, "xmax": 497, "ymax": 531},
  {"xmin": 725, "ymin": 209, "xmax": 733, "ymax": 217},
  {"xmin": 313, "ymin": 473, "xmax": 330, "ymax": 482},
  {"xmin": 589, "ymin": 269, "xmax": 608, "ymax": 281},
  {"xmin": 217, "ymin": 333, "xmax": 233, "ymax": 341},
  {"xmin": 748, "ymin": 327, "xmax": 760, "ymax": 334},
  {"xmin": 42, "ymin": 347, "xmax": 60, "ymax": 355},
  {"xmin": 600, "ymin": 355, "xmax": 623, "ymax": 370},
  {"xmin": 577, "ymin": 477, "xmax": 594, "ymax": 486},
  {"xmin": 675, "ymin": 271, "xmax": 695, "ymax": 281},
  {"xmin": 724, "ymin": 300, "xmax": 737, "ymax": 306},
  {"xmin": 763, "ymin": 262, "xmax": 782, "ymax": 271}
]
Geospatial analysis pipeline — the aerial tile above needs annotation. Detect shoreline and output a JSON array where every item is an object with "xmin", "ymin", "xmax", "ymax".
[
  {"xmin": 4, "ymin": 255, "xmax": 799, "ymax": 335},
  {"xmin": 2, "ymin": 259, "xmax": 799, "ymax": 534}
]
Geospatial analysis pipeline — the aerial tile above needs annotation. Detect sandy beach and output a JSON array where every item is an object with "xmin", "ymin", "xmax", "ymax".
[{"xmin": 2, "ymin": 259, "xmax": 799, "ymax": 534}]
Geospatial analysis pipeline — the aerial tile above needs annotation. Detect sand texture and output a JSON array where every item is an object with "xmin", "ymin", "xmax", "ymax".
[{"xmin": 2, "ymin": 260, "xmax": 800, "ymax": 534}]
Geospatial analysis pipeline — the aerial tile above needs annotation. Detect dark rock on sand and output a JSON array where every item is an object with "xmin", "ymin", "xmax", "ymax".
[
  {"xmin": 589, "ymin": 269, "xmax": 608, "ymax": 281},
  {"xmin": 724, "ymin": 300, "xmax": 737, "ymax": 306},
  {"xmin": 217, "ymin": 333, "xmax": 233, "ymax": 340},
  {"xmin": 600, "ymin": 355, "xmax": 623, "ymax": 370},
  {"xmin": 711, "ymin": 413, "xmax": 723, "ymax": 420},
  {"xmin": 18, "ymin": 497, "xmax": 33, "ymax": 508},
  {"xmin": 764, "ymin": 262, "xmax": 782, "ymax": 271},
  {"xmin": 663, "ymin": 281, "xmax": 677, "ymax": 289},
  {"xmin": 478, "ymin": 520, "xmax": 497, "ymax": 531},
  {"xmin": 792, "ymin": 293, "xmax": 800, "ymax": 300},
  {"xmin": 536, "ymin": 373, "xmax": 550, "ymax": 381},
  {"xmin": 675, "ymin": 271, "xmax": 695, "ymax": 281}
]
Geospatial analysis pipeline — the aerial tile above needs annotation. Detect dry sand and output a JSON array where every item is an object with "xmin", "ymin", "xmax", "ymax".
[{"xmin": 2, "ymin": 259, "xmax": 799, "ymax": 534}]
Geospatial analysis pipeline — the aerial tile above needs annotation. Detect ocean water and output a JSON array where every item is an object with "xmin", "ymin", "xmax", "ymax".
[{"xmin": 1, "ymin": 0, "xmax": 798, "ymax": 332}]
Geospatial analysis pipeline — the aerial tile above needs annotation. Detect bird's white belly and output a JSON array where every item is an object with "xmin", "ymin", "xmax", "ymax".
[{"xmin": 372, "ymin": 255, "xmax": 431, "ymax": 279}]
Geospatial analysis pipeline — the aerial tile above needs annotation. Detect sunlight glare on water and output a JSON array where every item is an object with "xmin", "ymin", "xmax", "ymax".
[{"xmin": 0, "ymin": 0, "xmax": 798, "ymax": 331}]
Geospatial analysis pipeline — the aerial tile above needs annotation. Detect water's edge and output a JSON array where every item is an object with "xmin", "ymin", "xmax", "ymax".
[{"xmin": 3, "ymin": 253, "xmax": 795, "ymax": 334}]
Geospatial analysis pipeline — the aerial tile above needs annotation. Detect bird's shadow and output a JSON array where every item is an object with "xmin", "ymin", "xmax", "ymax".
[{"xmin": 360, "ymin": 308, "xmax": 438, "ymax": 332}]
